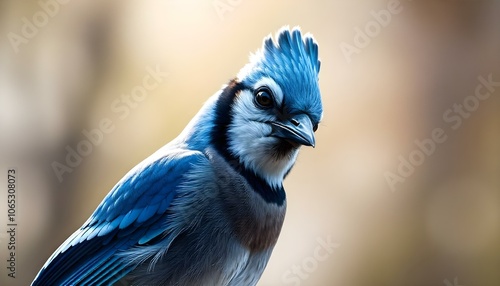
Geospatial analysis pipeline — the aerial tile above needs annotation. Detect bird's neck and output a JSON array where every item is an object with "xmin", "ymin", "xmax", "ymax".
[
  {"xmin": 176, "ymin": 80, "xmax": 286, "ymax": 205},
  {"xmin": 206, "ymin": 148, "xmax": 287, "ymax": 252}
]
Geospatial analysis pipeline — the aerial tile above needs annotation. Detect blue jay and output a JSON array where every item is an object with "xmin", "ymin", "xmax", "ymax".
[{"xmin": 32, "ymin": 26, "xmax": 322, "ymax": 286}]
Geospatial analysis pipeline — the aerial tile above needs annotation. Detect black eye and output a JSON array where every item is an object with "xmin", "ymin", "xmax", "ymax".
[
  {"xmin": 313, "ymin": 123, "xmax": 319, "ymax": 132},
  {"xmin": 254, "ymin": 88, "xmax": 274, "ymax": 108}
]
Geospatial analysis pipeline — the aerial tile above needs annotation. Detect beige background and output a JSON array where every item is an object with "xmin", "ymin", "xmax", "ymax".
[{"xmin": 0, "ymin": 0, "xmax": 499, "ymax": 285}]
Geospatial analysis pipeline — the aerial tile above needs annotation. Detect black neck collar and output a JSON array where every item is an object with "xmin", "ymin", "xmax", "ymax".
[{"xmin": 211, "ymin": 79, "xmax": 286, "ymax": 206}]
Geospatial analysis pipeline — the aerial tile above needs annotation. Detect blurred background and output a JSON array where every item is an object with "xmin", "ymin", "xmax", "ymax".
[{"xmin": 0, "ymin": 0, "xmax": 499, "ymax": 285}]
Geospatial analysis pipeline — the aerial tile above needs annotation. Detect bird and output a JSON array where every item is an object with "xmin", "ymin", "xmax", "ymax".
[{"xmin": 32, "ymin": 26, "xmax": 323, "ymax": 286}]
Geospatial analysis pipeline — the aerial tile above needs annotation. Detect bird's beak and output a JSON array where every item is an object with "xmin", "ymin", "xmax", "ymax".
[{"xmin": 270, "ymin": 114, "xmax": 316, "ymax": 147}]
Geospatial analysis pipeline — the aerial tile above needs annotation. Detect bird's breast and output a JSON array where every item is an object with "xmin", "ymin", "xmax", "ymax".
[
  {"xmin": 207, "ymin": 148, "xmax": 287, "ymax": 253},
  {"xmin": 228, "ymin": 198, "xmax": 286, "ymax": 253}
]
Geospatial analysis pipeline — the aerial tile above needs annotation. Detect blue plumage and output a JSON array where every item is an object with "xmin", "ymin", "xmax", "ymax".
[
  {"xmin": 32, "ymin": 26, "xmax": 322, "ymax": 286},
  {"xmin": 34, "ymin": 150, "xmax": 205, "ymax": 285},
  {"xmin": 239, "ymin": 28, "xmax": 322, "ymax": 124}
]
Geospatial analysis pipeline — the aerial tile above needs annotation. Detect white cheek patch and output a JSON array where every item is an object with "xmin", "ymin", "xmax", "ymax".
[
  {"xmin": 228, "ymin": 91, "xmax": 273, "ymax": 156},
  {"xmin": 227, "ymin": 82, "xmax": 298, "ymax": 187},
  {"xmin": 231, "ymin": 90, "xmax": 274, "ymax": 123}
]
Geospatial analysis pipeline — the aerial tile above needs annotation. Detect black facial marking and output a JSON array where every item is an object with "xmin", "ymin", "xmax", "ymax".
[
  {"xmin": 272, "ymin": 140, "xmax": 297, "ymax": 161},
  {"xmin": 211, "ymin": 79, "xmax": 286, "ymax": 206},
  {"xmin": 211, "ymin": 79, "xmax": 243, "ymax": 160}
]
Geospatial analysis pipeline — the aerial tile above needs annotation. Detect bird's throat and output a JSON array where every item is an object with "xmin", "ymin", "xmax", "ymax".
[{"xmin": 211, "ymin": 80, "xmax": 286, "ymax": 206}]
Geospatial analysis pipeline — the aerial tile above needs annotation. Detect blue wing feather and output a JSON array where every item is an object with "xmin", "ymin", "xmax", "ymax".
[{"xmin": 32, "ymin": 149, "xmax": 207, "ymax": 285}]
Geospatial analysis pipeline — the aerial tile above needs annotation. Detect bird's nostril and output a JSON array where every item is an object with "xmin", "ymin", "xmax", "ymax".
[{"xmin": 290, "ymin": 119, "xmax": 300, "ymax": 126}]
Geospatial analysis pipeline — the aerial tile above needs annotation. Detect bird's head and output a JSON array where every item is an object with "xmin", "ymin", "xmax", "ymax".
[{"xmin": 212, "ymin": 27, "xmax": 322, "ymax": 188}]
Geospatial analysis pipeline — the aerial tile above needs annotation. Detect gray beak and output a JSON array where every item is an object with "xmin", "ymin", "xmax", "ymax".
[{"xmin": 270, "ymin": 114, "xmax": 316, "ymax": 147}]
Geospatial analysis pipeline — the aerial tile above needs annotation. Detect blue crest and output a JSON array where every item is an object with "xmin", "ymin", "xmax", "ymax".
[{"xmin": 238, "ymin": 26, "xmax": 322, "ymax": 121}]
